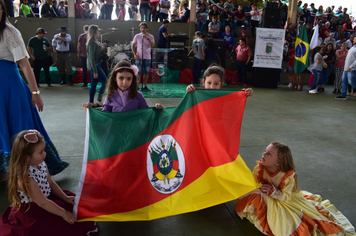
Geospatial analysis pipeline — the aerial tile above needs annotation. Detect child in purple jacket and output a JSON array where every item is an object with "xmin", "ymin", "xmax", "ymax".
[{"xmin": 102, "ymin": 60, "xmax": 163, "ymax": 112}]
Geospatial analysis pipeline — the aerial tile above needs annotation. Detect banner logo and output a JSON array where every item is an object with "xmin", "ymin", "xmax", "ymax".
[
  {"xmin": 147, "ymin": 134, "xmax": 185, "ymax": 194},
  {"xmin": 266, "ymin": 42, "xmax": 273, "ymax": 54},
  {"xmin": 157, "ymin": 64, "xmax": 165, "ymax": 76}
]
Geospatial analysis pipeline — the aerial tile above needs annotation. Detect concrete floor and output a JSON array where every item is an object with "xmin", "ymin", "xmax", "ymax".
[{"xmin": 1, "ymin": 83, "xmax": 355, "ymax": 235}]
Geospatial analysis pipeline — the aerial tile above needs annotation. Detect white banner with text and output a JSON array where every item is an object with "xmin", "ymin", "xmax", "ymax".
[{"xmin": 253, "ymin": 28, "xmax": 285, "ymax": 69}]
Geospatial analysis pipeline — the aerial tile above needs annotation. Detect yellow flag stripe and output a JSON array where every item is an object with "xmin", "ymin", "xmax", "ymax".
[{"xmin": 78, "ymin": 155, "xmax": 260, "ymax": 222}]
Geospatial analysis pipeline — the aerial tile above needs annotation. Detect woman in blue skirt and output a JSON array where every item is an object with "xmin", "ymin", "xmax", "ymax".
[{"xmin": 0, "ymin": 0, "xmax": 68, "ymax": 181}]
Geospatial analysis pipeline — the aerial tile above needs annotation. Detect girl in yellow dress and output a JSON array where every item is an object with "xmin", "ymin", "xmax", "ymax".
[{"xmin": 235, "ymin": 142, "xmax": 355, "ymax": 236}]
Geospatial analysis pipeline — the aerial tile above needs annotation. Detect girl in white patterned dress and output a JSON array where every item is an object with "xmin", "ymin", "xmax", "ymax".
[{"xmin": 0, "ymin": 130, "xmax": 97, "ymax": 235}]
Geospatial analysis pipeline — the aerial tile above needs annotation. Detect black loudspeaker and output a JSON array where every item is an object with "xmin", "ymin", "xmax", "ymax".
[
  {"xmin": 264, "ymin": 2, "xmax": 278, "ymax": 9},
  {"xmin": 212, "ymin": 39, "xmax": 226, "ymax": 67},
  {"xmin": 253, "ymin": 68, "xmax": 280, "ymax": 88},
  {"xmin": 168, "ymin": 49, "xmax": 186, "ymax": 70},
  {"xmin": 262, "ymin": 8, "xmax": 281, "ymax": 28}
]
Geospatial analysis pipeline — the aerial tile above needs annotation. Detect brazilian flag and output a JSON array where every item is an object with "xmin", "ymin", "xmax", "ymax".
[{"xmin": 294, "ymin": 24, "xmax": 310, "ymax": 74}]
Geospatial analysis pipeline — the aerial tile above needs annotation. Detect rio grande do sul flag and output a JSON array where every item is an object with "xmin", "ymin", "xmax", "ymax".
[{"xmin": 74, "ymin": 89, "xmax": 259, "ymax": 222}]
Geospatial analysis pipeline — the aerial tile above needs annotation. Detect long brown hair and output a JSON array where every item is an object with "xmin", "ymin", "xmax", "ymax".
[
  {"xmin": 105, "ymin": 60, "xmax": 138, "ymax": 103},
  {"xmin": 271, "ymin": 142, "xmax": 300, "ymax": 192},
  {"xmin": 0, "ymin": 0, "xmax": 8, "ymax": 40},
  {"xmin": 86, "ymin": 24, "xmax": 99, "ymax": 45},
  {"xmin": 8, "ymin": 130, "xmax": 44, "ymax": 210}
]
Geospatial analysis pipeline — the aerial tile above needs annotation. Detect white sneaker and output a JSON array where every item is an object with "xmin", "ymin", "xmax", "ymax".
[
  {"xmin": 287, "ymin": 83, "xmax": 292, "ymax": 89},
  {"xmin": 309, "ymin": 89, "xmax": 318, "ymax": 94}
]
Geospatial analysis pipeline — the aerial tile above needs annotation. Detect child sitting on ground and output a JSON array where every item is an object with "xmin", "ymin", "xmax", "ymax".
[
  {"xmin": 0, "ymin": 130, "xmax": 97, "ymax": 235},
  {"xmin": 235, "ymin": 142, "xmax": 354, "ymax": 236},
  {"xmin": 186, "ymin": 64, "xmax": 253, "ymax": 97}
]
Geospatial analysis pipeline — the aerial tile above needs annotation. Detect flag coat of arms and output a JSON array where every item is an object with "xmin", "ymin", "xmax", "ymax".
[
  {"xmin": 294, "ymin": 24, "xmax": 310, "ymax": 74},
  {"xmin": 74, "ymin": 90, "xmax": 259, "ymax": 222}
]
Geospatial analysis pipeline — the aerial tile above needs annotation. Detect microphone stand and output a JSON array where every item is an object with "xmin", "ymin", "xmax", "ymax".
[{"xmin": 141, "ymin": 33, "xmax": 144, "ymax": 90}]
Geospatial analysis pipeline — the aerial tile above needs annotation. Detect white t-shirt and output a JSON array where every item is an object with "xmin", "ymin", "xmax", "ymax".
[
  {"xmin": 160, "ymin": 0, "xmax": 170, "ymax": 15},
  {"xmin": 170, "ymin": 1, "xmax": 179, "ymax": 15},
  {"xmin": 250, "ymin": 10, "xmax": 261, "ymax": 22},
  {"xmin": 345, "ymin": 39, "xmax": 353, "ymax": 49}
]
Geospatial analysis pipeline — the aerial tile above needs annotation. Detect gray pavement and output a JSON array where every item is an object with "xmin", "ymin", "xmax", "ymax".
[{"xmin": 1, "ymin": 83, "xmax": 355, "ymax": 235}]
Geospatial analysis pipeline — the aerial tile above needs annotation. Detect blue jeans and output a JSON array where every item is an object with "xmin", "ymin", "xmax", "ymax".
[
  {"xmin": 234, "ymin": 20, "xmax": 248, "ymax": 32},
  {"xmin": 341, "ymin": 70, "xmax": 356, "ymax": 97},
  {"xmin": 81, "ymin": 56, "xmax": 88, "ymax": 85},
  {"xmin": 321, "ymin": 63, "xmax": 333, "ymax": 86},
  {"xmin": 89, "ymin": 61, "xmax": 107, "ymax": 103},
  {"xmin": 196, "ymin": 20, "xmax": 207, "ymax": 32},
  {"xmin": 140, "ymin": 5, "xmax": 150, "ymax": 21},
  {"xmin": 150, "ymin": 10, "xmax": 157, "ymax": 21},
  {"xmin": 135, "ymin": 59, "xmax": 151, "ymax": 74},
  {"xmin": 236, "ymin": 61, "xmax": 247, "ymax": 84},
  {"xmin": 344, "ymin": 32, "xmax": 351, "ymax": 40},
  {"xmin": 174, "ymin": 17, "xmax": 187, "ymax": 22},
  {"xmin": 310, "ymin": 69, "xmax": 322, "ymax": 90},
  {"xmin": 159, "ymin": 12, "xmax": 168, "ymax": 22},
  {"xmin": 104, "ymin": 4, "xmax": 113, "ymax": 20},
  {"xmin": 193, "ymin": 57, "xmax": 204, "ymax": 84}
]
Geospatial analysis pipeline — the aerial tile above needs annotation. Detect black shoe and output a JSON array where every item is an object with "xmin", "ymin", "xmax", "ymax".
[
  {"xmin": 37, "ymin": 84, "xmax": 41, "ymax": 88},
  {"xmin": 60, "ymin": 81, "xmax": 66, "ymax": 85},
  {"xmin": 141, "ymin": 86, "xmax": 151, "ymax": 92},
  {"xmin": 335, "ymin": 96, "xmax": 347, "ymax": 100},
  {"xmin": 317, "ymin": 87, "xmax": 321, "ymax": 92},
  {"xmin": 337, "ymin": 89, "xmax": 341, "ymax": 94},
  {"xmin": 47, "ymin": 84, "xmax": 52, "ymax": 87},
  {"xmin": 321, "ymin": 87, "xmax": 325, "ymax": 92},
  {"xmin": 332, "ymin": 89, "xmax": 337, "ymax": 93}
]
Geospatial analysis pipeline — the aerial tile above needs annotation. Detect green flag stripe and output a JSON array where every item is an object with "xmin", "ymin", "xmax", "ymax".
[{"xmin": 87, "ymin": 89, "xmax": 241, "ymax": 161}]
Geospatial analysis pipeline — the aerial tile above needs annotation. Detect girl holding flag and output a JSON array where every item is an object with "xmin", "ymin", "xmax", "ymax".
[
  {"xmin": 83, "ymin": 60, "xmax": 163, "ymax": 112},
  {"xmin": 186, "ymin": 64, "xmax": 253, "ymax": 97}
]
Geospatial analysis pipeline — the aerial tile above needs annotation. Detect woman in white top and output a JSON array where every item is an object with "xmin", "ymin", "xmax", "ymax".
[
  {"xmin": 90, "ymin": 0, "xmax": 99, "ymax": 19},
  {"xmin": 250, "ymin": 4, "xmax": 260, "ymax": 38},
  {"xmin": 0, "ymin": 0, "xmax": 68, "ymax": 181}
]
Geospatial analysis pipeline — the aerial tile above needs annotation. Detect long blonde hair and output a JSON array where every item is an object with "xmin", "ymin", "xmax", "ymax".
[
  {"xmin": 8, "ymin": 130, "xmax": 44, "ymax": 210},
  {"xmin": 271, "ymin": 142, "xmax": 300, "ymax": 192},
  {"xmin": 86, "ymin": 24, "xmax": 99, "ymax": 45}
]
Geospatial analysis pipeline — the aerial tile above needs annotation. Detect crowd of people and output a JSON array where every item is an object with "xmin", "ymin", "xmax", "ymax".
[
  {"xmin": 282, "ymin": 1, "xmax": 356, "ymax": 98},
  {"xmin": 3, "ymin": 0, "xmax": 356, "ymax": 93}
]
